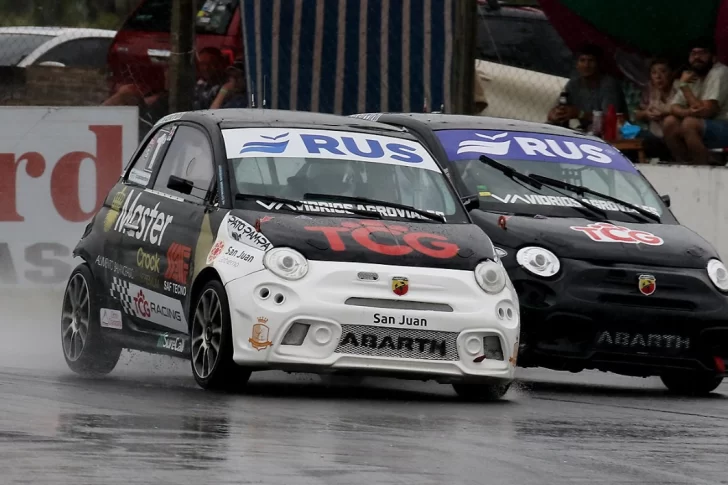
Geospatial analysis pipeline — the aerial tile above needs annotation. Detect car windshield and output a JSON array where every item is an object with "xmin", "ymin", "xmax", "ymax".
[
  {"xmin": 222, "ymin": 127, "xmax": 469, "ymax": 223},
  {"xmin": 435, "ymin": 129, "xmax": 672, "ymax": 223},
  {"xmin": 0, "ymin": 33, "xmax": 53, "ymax": 65}
]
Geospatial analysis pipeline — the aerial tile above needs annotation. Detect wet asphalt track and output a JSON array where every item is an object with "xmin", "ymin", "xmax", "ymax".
[{"xmin": 1, "ymin": 290, "xmax": 727, "ymax": 485}]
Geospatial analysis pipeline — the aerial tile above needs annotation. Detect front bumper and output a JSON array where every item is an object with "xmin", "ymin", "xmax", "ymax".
[
  {"xmin": 224, "ymin": 260, "xmax": 520, "ymax": 384},
  {"xmin": 501, "ymin": 256, "xmax": 728, "ymax": 376}
]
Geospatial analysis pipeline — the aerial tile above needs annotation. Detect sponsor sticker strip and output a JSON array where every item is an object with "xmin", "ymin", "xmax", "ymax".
[
  {"xmin": 255, "ymin": 200, "xmax": 446, "ymax": 220},
  {"xmin": 221, "ymin": 128, "xmax": 442, "ymax": 172},
  {"xmin": 485, "ymin": 193, "xmax": 660, "ymax": 216}
]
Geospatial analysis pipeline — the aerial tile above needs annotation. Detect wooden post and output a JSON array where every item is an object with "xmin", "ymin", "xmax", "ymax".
[
  {"xmin": 169, "ymin": 0, "xmax": 197, "ymax": 113},
  {"xmin": 451, "ymin": 0, "xmax": 478, "ymax": 114}
]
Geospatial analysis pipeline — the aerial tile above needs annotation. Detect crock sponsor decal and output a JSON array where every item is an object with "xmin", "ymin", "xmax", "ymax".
[
  {"xmin": 303, "ymin": 220, "xmax": 460, "ymax": 258},
  {"xmin": 136, "ymin": 247, "xmax": 161, "ymax": 272},
  {"xmin": 227, "ymin": 214, "xmax": 272, "ymax": 251},
  {"xmin": 569, "ymin": 222, "xmax": 664, "ymax": 246},
  {"xmin": 109, "ymin": 276, "xmax": 187, "ymax": 333},
  {"xmin": 256, "ymin": 199, "xmax": 445, "ymax": 221},
  {"xmin": 222, "ymin": 128, "xmax": 442, "ymax": 172},
  {"xmin": 435, "ymin": 129, "xmax": 637, "ymax": 173}
]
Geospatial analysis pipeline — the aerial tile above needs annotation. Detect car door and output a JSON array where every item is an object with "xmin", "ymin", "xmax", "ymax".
[{"xmin": 114, "ymin": 122, "xmax": 217, "ymax": 341}]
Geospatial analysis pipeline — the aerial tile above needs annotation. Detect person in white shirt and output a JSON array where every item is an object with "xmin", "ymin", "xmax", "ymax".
[{"xmin": 663, "ymin": 38, "xmax": 728, "ymax": 165}]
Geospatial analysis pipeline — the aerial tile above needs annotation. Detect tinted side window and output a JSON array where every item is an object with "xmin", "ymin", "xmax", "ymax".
[
  {"xmin": 34, "ymin": 38, "xmax": 114, "ymax": 68},
  {"xmin": 477, "ymin": 14, "xmax": 573, "ymax": 78},
  {"xmin": 153, "ymin": 125, "xmax": 215, "ymax": 202},
  {"xmin": 123, "ymin": 0, "xmax": 172, "ymax": 32},
  {"xmin": 127, "ymin": 125, "xmax": 177, "ymax": 187},
  {"xmin": 124, "ymin": 0, "xmax": 236, "ymax": 34}
]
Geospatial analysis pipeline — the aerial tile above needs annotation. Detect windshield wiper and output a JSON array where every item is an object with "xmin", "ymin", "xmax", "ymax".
[
  {"xmin": 235, "ymin": 193, "xmax": 383, "ymax": 219},
  {"xmin": 303, "ymin": 193, "xmax": 446, "ymax": 223},
  {"xmin": 478, "ymin": 156, "xmax": 608, "ymax": 220},
  {"xmin": 528, "ymin": 174, "xmax": 661, "ymax": 223}
]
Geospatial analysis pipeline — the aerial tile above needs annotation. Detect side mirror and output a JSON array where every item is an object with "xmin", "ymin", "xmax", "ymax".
[
  {"xmin": 461, "ymin": 195, "xmax": 480, "ymax": 212},
  {"xmin": 660, "ymin": 194, "xmax": 671, "ymax": 207},
  {"xmin": 168, "ymin": 175, "xmax": 194, "ymax": 195}
]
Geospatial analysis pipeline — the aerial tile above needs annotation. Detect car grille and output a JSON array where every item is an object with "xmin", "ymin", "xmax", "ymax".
[{"xmin": 335, "ymin": 324, "xmax": 460, "ymax": 361}]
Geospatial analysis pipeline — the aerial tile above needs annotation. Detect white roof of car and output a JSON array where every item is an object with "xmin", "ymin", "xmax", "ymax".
[{"xmin": 0, "ymin": 26, "xmax": 116, "ymax": 37}]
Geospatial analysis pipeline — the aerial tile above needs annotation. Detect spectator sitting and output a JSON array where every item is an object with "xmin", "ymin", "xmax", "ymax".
[
  {"xmin": 633, "ymin": 58, "xmax": 678, "ymax": 161},
  {"xmin": 547, "ymin": 44, "xmax": 627, "ymax": 131},
  {"xmin": 210, "ymin": 57, "xmax": 248, "ymax": 109},
  {"xmin": 193, "ymin": 46, "xmax": 228, "ymax": 111},
  {"xmin": 662, "ymin": 38, "xmax": 728, "ymax": 165}
]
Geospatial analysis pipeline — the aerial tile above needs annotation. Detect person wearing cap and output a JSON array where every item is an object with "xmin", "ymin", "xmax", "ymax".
[
  {"xmin": 663, "ymin": 38, "xmax": 728, "ymax": 164},
  {"xmin": 210, "ymin": 58, "xmax": 249, "ymax": 109}
]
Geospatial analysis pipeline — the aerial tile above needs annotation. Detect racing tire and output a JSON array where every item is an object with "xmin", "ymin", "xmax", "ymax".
[
  {"xmin": 452, "ymin": 381, "xmax": 512, "ymax": 401},
  {"xmin": 660, "ymin": 372, "xmax": 723, "ymax": 396},
  {"xmin": 61, "ymin": 263, "xmax": 122, "ymax": 376},
  {"xmin": 190, "ymin": 279, "xmax": 252, "ymax": 392}
]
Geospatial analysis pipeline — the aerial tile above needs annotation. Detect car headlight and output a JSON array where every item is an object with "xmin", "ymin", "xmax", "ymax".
[
  {"xmin": 707, "ymin": 258, "xmax": 728, "ymax": 292},
  {"xmin": 263, "ymin": 248, "xmax": 309, "ymax": 280},
  {"xmin": 474, "ymin": 260, "xmax": 507, "ymax": 294},
  {"xmin": 516, "ymin": 246, "xmax": 560, "ymax": 278}
]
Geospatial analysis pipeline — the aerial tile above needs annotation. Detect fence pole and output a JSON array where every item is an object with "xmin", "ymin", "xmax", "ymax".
[
  {"xmin": 451, "ymin": 0, "xmax": 478, "ymax": 114},
  {"xmin": 169, "ymin": 0, "xmax": 196, "ymax": 113}
]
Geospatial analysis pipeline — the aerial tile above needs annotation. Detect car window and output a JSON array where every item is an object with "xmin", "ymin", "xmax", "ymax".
[
  {"xmin": 477, "ymin": 12, "xmax": 573, "ymax": 78},
  {"xmin": 127, "ymin": 125, "xmax": 177, "ymax": 187},
  {"xmin": 123, "ymin": 0, "xmax": 236, "ymax": 34},
  {"xmin": 33, "ymin": 37, "xmax": 114, "ymax": 68},
  {"xmin": 153, "ymin": 125, "xmax": 215, "ymax": 202},
  {"xmin": 0, "ymin": 33, "xmax": 54, "ymax": 66}
]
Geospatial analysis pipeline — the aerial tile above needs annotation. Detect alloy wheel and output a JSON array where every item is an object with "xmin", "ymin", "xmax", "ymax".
[
  {"xmin": 61, "ymin": 274, "xmax": 90, "ymax": 362},
  {"xmin": 191, "ymin": 288, "xmax": 223, "ymax": 379}
]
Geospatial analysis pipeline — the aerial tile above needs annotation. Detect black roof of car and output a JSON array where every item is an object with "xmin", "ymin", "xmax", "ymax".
[
  {"xmin": 353, "ymin": 112, "xmax": 602, "ymax": 143},
  {"xmin": 156, "ymin": 108, "xmax": 411, "ymax": 137}
]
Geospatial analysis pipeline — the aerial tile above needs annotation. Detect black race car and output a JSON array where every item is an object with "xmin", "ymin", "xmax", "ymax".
[
  {"xmin": 60, "ymin": 108, "xmax": 521, "ymax": 400},
  {"xmin": 356, "ymin": 112, "xmax": 728, "ymax": 395}
]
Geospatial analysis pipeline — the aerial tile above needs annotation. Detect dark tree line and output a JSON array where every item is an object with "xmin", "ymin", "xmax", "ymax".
[{"xmin": 0, "ymin": 0, "xmax": 139, "ymax": 28}]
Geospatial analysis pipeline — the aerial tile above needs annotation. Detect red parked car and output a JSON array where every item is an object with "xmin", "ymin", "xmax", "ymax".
[{"xmin": 107, "ymin": 0, "xmax": 243, "ymax": 95}]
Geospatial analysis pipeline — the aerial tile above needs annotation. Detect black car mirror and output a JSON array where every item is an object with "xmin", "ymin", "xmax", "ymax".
[
  {"xmin": 168, "ymin": 175, "xmax": 194, "ymax": 195},
  {"xmin": 461, "ymin": 195, "xmax": 480, "ymax": 212},
  {"xmin": 660, "ymin": 194, "xmax": 671, "ymax": 207}
]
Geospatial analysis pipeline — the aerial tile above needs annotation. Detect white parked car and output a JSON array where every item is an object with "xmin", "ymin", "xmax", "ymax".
[{"xmin": 0, "ymin": 26, "xmax": 116, "ymax": 68}]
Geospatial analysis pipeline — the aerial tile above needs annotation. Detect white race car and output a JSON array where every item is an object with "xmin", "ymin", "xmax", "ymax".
[{"xmin": 61, "ymin": 109, "xmax": 520, "ymax": 400}]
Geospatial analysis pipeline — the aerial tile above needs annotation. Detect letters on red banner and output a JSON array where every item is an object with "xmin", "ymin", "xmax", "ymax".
[{"xmin": 303, "ymin": 220, "xmax": 460, "ymax": 258}]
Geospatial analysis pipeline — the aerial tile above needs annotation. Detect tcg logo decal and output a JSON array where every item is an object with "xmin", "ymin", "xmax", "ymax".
[
  {"xmin": 133, "ymin": 289, "xmax": 151, "ymax": 318},
  {"xmin": 570, "ymin": 223, "xmax": 664, "ymax": 246}
]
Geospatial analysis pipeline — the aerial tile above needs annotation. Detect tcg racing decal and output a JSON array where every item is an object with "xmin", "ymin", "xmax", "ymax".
[
  {"xmin": 303, "ymin": 220, "xmax": 459, "ymax": 258},
  {"xmin": 109, "ymin": 276, "xmax": 187, "ymax": 333},
  {"xmin": 569, "ymin": 223, "xmax": 664, "ymax": 246},
  {"xmin": 227, "ymin": 214, "xmax": 273, "ymax": 251}
]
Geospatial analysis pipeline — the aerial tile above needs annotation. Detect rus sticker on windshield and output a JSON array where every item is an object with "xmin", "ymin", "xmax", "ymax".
[
  {"xmin": 222, "ymin": 128, "xmax": 442, "ymax": 172},
  {"xmin": 435, "ymin": 129, "xmax": 637, "ymax": 173}
]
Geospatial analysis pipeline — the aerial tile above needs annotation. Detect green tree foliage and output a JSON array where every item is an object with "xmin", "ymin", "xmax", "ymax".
[{"xmin": 0, "ymin": 0, "xmax": 138, "ymax": 29}]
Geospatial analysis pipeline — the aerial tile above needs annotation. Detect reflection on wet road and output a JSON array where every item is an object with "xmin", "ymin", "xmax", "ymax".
[
  {"xmin": 1, "ymin": 292, "xmax": 727, "ymax": 484},
  {"xmin": 1, "ymin": 360, "xmax": 726, "ymax": 485}
]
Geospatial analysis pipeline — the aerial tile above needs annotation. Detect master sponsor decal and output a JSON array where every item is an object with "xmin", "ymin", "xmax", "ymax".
[
  {"xmin": 373, "ymin": 312, "xmax": 427, "ymax": 327},
  {"xmin": 227, "ymin": 215, "xmax": 272, "ymax": 251},
  {"xmin": 249, "ymin": 316, "xmax": 272, "ymax": 350},
  {"xmin": 157, "ymin": 333, "xmax": 185, "ymax": 353},
  {"xmin": 596, "ymin": 331, "xmax": 690, "ymax": 351},
  {"xmin": 165, "ymin": 243, "xmax": 191, "ymax": 285},
  {"xmin": 304, "ymin": 220, "xmax": 459, "ymax": 258},
  {"xmin": 570, "ymin": 222, "xmax": 664, "ymax": 246},
  {"xmin": 136, "ymin": 247, "xmax": 161, "ymax": 272},
  {"xmin": 222, "ymin": 128, "xmax": 442, "ymax": 172},
  {"xmin": 435, "ymin": 129, "xmax": 638, "ymax": 173},
  {"xmin": 207, "ymin": 240, "xmax": 225, "ymax": 264},
  {"xmin": 95, "ymin": 255, "xmax": 133, "ymax": 278},
  {"xmin": 100, "ymin": 308, "xmax": 122, "ymax": 329},
  {"xmin": 256, "ymin": 199, "xmax": 445, "ymax": 221},
  {"xmin": 483, "ymin": 193, "xmax": 660, "ymax": 216},
  {"xmin": 109, "ymin": 276, "xmax": 187, "ymax": 332},
  {"xmin": 113, "ymin": 189, "xmax": 174, "ymax": 246}
]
